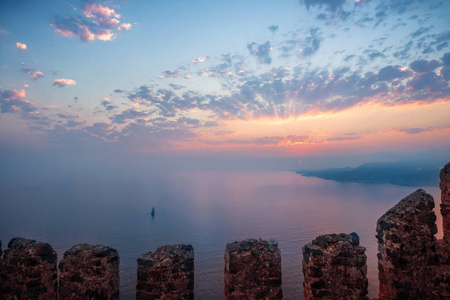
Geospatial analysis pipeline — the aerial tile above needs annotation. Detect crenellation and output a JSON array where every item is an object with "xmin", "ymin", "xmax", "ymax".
[
  {"xmin": 302, "ymin": 233, "xmax": 368, "ymax": 300},
  {"xmin": 0, "ymin": 237, "xmax": 58, "ymax": 300},
  {"xmin": 136, "ymin": 244, "xmax": 194, "ymax": 299},
  {"xmin": 58, "ymin": 243, "xmax": 120, "ymax": 300},
  {"xmin": 224, "ymin": 238, "xmax": 282, "ymax": 300}
]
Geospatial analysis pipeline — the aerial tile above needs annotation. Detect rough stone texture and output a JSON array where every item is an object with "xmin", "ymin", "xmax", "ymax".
[
  {"xmin": 440, "ymin": 162, "xmax": 450, "ymax": 240},
  {"xmin": 136, "ymin": 244, "xmax": 194, "ymax": 299},
  {"xmin": 376, "ymin": 189, "xmax": 439, "ymax": 299},
  {"xmin": 302, "ymin": 233, "xmax": 368, "ymax": 300},
  {"xmin": 224, "ymin": 238, "xmax": 282, "ymax": 300},
  {"xmin": 58, "ymin": 243, "xmax": 120, "ymax": 300},
  {"xmin": 0, "ymin": 237, "xmax": 58, "ymax": 299},
  {"xmin": 432, "ymin": 239, "xmax": 450, "ymax": 298}
]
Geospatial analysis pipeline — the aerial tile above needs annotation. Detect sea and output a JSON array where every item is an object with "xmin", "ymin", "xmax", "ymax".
[{"xmin": 0, "ymin": 169, "xmax": 442, "ymax": 299}]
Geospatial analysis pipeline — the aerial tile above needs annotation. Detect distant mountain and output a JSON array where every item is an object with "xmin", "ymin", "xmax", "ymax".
[{"xmin": 296, "ymin": 161, "xmax": 445, "ymax": 186}]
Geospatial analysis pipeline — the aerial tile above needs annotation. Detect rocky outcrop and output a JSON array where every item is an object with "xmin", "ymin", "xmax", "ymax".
[
  {"xmin": 302, "ymin": 233, "xmax": 368, "ymax": 300},
  {"xmin": 0, "ymin": 237, "xmax": 58, "ymax": 299},
  {"xmin": 440, "ymin": 162, "xmax": 450, "ymax": 240},
  {"xmin": 136, "ymin": 244, "xmax": 194, "ymax": 299},
  {"xmin": 224, "ymin": 238, "xmax": 282, "ymax": 300},
  {"xmin": 58, "ymin": 243, "xmax": 120, "ymax": 300},
  {"xmin": 376, "ymin": 189, "xmax": 439, "ymax": 299}
]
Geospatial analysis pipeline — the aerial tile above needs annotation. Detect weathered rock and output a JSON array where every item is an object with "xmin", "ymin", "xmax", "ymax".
[
  {"xmin": 440, "ymin": 162, "xmax": 450, "ymax": 240},
  {"xmin": 136, "ymin": 244, "xmax": 194, "ymax": 299},
  {"xmin": 0, "ymin": 237, "xmax": 57, "ymax": 299},
  {"xmin": 376, "ymin": 189, "xmax": 439, "ymax": 299},
  {"xmin": 431, "ymin": 239, "xmax": 450, "ymax": 298},
  {"xmin": 302, "ymin": 233, "xmax": 368, "ymax": 300},
  {"xmin": 58, "ymin": 243, "xmax": 119, "ymax": 300},
  {"xmin": 224, "ymin": 238, "xmax": 282, "ymax": 300}
]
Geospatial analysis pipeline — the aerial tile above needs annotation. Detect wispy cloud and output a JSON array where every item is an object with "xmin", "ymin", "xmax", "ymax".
[
  {"xmin": 20, "ymin": 63, "xmax": 44, "ymax": 80},
  {"xmin": 247, "ymin": 41, "xmax": 272, "ymax": 64},
  {"xmin": 192, "ymin": 56, "xmax": 209, "ymax": 64}
]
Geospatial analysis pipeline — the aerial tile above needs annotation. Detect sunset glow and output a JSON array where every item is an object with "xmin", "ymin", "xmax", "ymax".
[{"xmin": 0, "ymin": 0, "xmax": 449, "ymax": 158}]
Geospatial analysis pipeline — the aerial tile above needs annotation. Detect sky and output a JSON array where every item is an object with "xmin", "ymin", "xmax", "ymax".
[{"xmin": 0, "ymin": 0, "xmax": 449, "ymax": 168}]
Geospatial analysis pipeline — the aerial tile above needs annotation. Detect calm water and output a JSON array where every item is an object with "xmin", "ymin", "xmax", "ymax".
[{"xmin": 0, "ymin": 170, "xmax": 442, "ymax": 299}]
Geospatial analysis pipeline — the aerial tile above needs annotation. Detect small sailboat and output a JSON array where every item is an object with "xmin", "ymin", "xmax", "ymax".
[{"xmin": 151, "ymin": 207, "xmax": 155, "ymax": 217}]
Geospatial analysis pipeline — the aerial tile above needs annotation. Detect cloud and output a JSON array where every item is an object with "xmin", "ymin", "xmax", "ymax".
[
  {"xmin": 20, "ymin": 63, "xmax": 44, "ymax": 80},
  {"xmin": 327, "ymin": 136, "xmax": 362, "ymax": 141},
  {"xmin": 16, "ymin": 42, "xmax": 27, "ymax": 50},
  {"xmin": 100, "ymin": 98, "xmax": 117, "ymax": 111},
  {"xmin": 247, "ymin": 41, "xmax": 272, "ymax": 64},
  {"xmin": 82, "ymin": 2, "xmax": 120, "ymax": 19},
  {"xmin": 53, "ymin": 78, "xmax": 76, "ymax": 87},
  {"xmin": 64, "ymin": 120, "xmax": 84, "ymax": 128},
  {"xmin": 279, "ymin": 28, "xmax": 322, "ymax": 58},
  {"xmin": 364, "ymin": 49, "xmax": 386, "ymax": 60},
  {"xmin": 394, "ymin": 125, "xmax": 450, "ymax": 135},
  {"xmin": 411, "ymin": 26, "xmax": 432, "ymax": 38},
  {"xmin": 177, "ymin": 117, "xmax": 200, "ymax": 126},
  {"xmin": 118, "ymin": 23, "xmax": 132, "ymax": 31},
  {"xmin": 407, "ymin": 71, "xmax": 448, "ymax": 93},
  {"xmin": 268, "ymin": 25, "xmax": 279, "ymax": 34},
  {"xmin": 300, "ymin": 0, "xmax": 346, "ymax": 13},
  {"xmin": 57, "ymin": 113, "xmax": 82, "ymax": 119},
  {"xmin": 51, "ymin": 1, "xmax": 131, "ymax": 42},
  {"xmin": 111, "ymin": 109, "xmax": 149, "ymax": 124},
  {"xmin": 192, "ymin": 56, "xmax": 209, "ymax": 64},
  {"xmin": 0, "ymin": 89, "xmax": 38, "ymax": 115},
  {"xmin": 205, "ymin": 135, "xmax": 309, "ymax": 146},
  {"xmin": 409, "ymin": 60, "xmax": 440, "ymax": 73},
  {"xmin": 378, "ymin": 65, "xmax": 411, "ymax": 81},
  {"xmin": 301, "ymin": 28, "xmax": 322, "ymax": 56},
  {"xmin": 114, "ymin": 54, "xmax": 450, "ymax": 126}
]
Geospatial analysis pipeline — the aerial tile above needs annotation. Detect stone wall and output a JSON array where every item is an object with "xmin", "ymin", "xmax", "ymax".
[
  {"xmin": 302, "ymin": 233, "xmax": 368, "ymax": 300},
  {"xmin": 0, "ymin": 237, "xmax": 58, "ymax": 299},
  {"xmin": 376, "ymin": 189, "xmax": 448, "ymax": 299},
  {"xmin": 224, "ymin": 238, "xmax": 282, "ymax": 300},
  {"xmin": 440, "ymin": 162, "xmax": 450, "ymax": 240},
  {"xmin": 58, "ymin": 243, "xmax": 120, "ymax": 300},
  {"xmin": 136, "ymin": 244, "xmax": 194, "ymax": 299}
]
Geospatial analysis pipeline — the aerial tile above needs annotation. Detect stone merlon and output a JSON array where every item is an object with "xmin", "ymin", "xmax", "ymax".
[
  {"xmin": 302, "ymin": 233, "xmax": 368, "ymax": 300},
  {"xmin": 136, "ymin": 244, "xmax": 194, "ymax": 300},
  {"xmin": 224, "ymin": 238, "xmax": 282, "ymax": 300},
  {"xmin": 376, "ymin": 189, "xmax": 442, "ymax": 299},
  {"xmin": 0, "ymin": 237, "xmax": 58, "ymax": 299},
  {"xmin": 58, "ymin": 243, "xmax": 120, "ymax": 300}
]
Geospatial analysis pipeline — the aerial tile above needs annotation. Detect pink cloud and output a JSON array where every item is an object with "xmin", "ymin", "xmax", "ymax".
[
  {"xmin": 53, "ymin": 78, "xmax": 76, "ymax": 87},
  {"xmin": 0, "ymin": 89, "xmax": 38, "ymax": 114},
  {"xmin": 51, "ymin": 1, "xmax": 131, "ymax": 43},
  {"xmin": 193, "ymin": 56, "xmax": 209, "ymax": 64},
  {"xmin": 82, "ymin": 2, "xmax": 120, "ymax": 19},
  {"xmin": 21, "ymin": 63, "xmax": 44, "ymax": 80},
  {"xmin": 118, "ymin": 23, "xmax": 132, "ymax": 31},
  {"xmin": 16, "ymin": 42, "xmax": 27, "ymax": 50}
]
